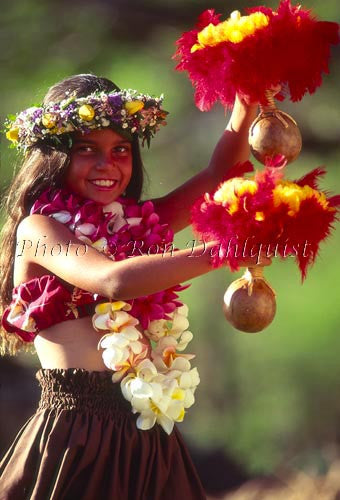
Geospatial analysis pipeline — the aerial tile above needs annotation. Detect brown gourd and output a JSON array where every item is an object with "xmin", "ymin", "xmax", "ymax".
[
  {"xmin": 223, "ymin": 267, "xmax": 276, "ymax": 333},
  {"xmin": 249, "ymin": 90, "xmax": 302, "ymax": 165}
]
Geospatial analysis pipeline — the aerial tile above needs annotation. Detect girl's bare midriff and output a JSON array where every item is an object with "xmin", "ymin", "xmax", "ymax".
[
  {"xmin": 34, "ymin": 317, "xmax": 108, "ymax": 371},
  {"xmin": 34, "ymin": 317, "xmax": 151, "ymax": 371}
]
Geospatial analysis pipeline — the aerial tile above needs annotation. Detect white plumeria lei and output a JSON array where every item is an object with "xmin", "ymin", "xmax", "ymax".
[{"xmin": 94, "ymin": 302, "xmax": 200, "ymax": 434}]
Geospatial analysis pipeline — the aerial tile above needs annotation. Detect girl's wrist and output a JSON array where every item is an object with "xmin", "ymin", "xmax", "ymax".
[{"xmin": 226, "ymin": 95, "xmax": 258, "ymax": 133}]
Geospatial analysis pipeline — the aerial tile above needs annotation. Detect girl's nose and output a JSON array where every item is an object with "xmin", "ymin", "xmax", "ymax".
[{"xmin": 96, "ymin": 153, "xmax": 116, "ymax": 170}]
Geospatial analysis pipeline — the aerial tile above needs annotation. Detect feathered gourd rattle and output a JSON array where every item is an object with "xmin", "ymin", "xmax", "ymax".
[{"xmin": 175, "ymin": 1, "xmax": 340, "ymax": 332}]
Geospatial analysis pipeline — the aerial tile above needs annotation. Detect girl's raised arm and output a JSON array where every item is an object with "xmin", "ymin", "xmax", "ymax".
[{"xmin": 152, "ymin": 95, "xmax": 258, "ymax": 233}]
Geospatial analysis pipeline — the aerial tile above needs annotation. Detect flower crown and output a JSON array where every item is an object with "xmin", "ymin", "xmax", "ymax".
[{"xmin": 5, "ymin": 89, "xmax": 168, "ymax": 152}]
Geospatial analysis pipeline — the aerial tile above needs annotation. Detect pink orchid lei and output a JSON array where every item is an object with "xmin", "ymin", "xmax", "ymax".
[{"xmin": 31, "ymin": 189, "xmax": 200, "ymax": 434}]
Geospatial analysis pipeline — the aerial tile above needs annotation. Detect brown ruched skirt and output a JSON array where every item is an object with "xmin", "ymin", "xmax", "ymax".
[{"xmin": 0, "ymin": 369, "xmax": 206, "ymax": 500}]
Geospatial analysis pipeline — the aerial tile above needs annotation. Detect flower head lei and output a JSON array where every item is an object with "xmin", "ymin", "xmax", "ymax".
[{"xmin": 5, "ymin": 89, "xmax": 168, "ymax": 152}]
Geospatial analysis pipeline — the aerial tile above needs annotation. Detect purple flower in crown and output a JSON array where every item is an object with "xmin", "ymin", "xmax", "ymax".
[
  {"xmin": 32, "ymin": 125, "xmax": 41, "ymax": 135},
  {"xmin": 56, "ymin": 117, "xmax": 64, "ymax": 128},
  {"xmin": 65, "ymin": 102, "xmax": 77, "ymax": 114},
  {"xmin": 108, "ymin": 94, "xmax": 123, "ymax": 110},
  {"xmin": 112, "ymin": 115, "xmax": 123, "ymax": 124},
  {"xmin": 32, "ymin": 109, "xmax": 43, "ymax": 121}
]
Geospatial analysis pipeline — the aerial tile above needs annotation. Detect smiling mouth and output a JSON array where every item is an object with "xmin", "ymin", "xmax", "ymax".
[{"xmin": 89, "ymin": 179, "xmax": 117, "ymax": 188}]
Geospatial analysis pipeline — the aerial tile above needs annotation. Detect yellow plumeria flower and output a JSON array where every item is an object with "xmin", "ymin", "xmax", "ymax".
[
  {"xmin": 125, "ymin": 100, "xmax": 144, "ymax": 115},
  {"xmin": 78, "ymin": 104, "xmax": 95, "ymax": 121},
  {"xmin": 171, "ymin": 388, "xmax": 185, "ymax": 401},
  {"xmin": 175, "ymin": 407, "xmax": 185, "ymax": 422},
  {"xmin": 42, "ymin": 113, "xmax": 57, "ymax": 129},
  {"xmin": 95, "ymin": 301, "xmax": 130, "ymax": 315}
]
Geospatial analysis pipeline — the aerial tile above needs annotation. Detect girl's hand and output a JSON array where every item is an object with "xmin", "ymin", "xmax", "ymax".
[
  {"xmin": 208, "ymin": 239, "xmax": 273, "ymax": 269},
  {"xmin": 237, "ymin": 84, "xmax": 282, "ymax": 107},
  {"xmin": 236, "ymin": 253, "xmax": 272, "ymax": 268}
]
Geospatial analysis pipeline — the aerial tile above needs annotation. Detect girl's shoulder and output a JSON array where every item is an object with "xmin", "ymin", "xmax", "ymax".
[{"xmin": 17, "ymin": 213, "xmax": 58, "ymax": 235}]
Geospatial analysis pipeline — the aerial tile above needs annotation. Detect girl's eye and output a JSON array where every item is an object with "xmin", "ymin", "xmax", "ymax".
[
  {"xmin": 74, "ymin": 145, "xmax": 95, "ymax": 154},
  {"xmin": 113, "ymin": 145, "xmax": 131, "ymax": 155}
]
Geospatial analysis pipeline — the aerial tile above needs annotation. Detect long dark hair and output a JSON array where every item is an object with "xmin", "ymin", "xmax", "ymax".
[{"xmin": 0, "ymin": 74, "xmax": 146, "ymax": 353}]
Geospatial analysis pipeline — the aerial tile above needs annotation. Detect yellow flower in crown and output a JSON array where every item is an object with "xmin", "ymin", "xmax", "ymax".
[
  {"xmin": 42, "ymin": 113, "xmax": 57, "ymax": 129},
  {"xmin": 125, "ymin": 100, "xmax": 144, "ymax": 115},
  {"xmin": 78, "ymin": 104, "xmax": 95, "ymax": 121},
  {"xmin": 6, "ymin": 127, "xmax": 19, "ymax": 143}
]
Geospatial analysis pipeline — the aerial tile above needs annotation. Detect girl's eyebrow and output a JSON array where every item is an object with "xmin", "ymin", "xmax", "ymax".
[{"xmin": 73, "ymin": 138, "xmax": 132, "ymax": 145}]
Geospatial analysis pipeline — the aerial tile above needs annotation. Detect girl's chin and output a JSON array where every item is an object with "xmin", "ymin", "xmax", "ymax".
[
  {"xmin": 90, "ymin": 193, "xmax": 120, "ymax": 204},
  {"xmin": 88, "ymin": 190, "xmax": 123, "ymax": 205}
]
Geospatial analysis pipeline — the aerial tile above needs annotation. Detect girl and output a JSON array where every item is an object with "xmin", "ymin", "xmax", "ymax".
[{"xmin": 0, "ymin": 74, "xmax": 270, "ymax": 499}]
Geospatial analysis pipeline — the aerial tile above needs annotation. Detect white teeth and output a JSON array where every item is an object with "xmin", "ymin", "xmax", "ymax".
[{"xmin": 91, "ymin": 180, "xmax": 115, "ymax": 187}]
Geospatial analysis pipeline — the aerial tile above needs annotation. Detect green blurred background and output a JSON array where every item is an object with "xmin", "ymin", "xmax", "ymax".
[{"xmin": 1, "ymin": 0, "xmax": 339, "ymax": 492}]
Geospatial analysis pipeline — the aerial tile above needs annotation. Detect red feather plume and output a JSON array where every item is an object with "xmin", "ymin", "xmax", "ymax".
[
  {"xmin": 174, "ymin": 0, "xmax": 339, "ymax": 110},
  {"xmin": 191, "ymin": 163, "xmax": 340, "ymax": 280}
]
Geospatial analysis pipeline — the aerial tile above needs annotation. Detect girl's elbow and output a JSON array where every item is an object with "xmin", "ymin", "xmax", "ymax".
[{"xmin": 104, "ymin": 268, "xmax": 127, "ymax": 301}]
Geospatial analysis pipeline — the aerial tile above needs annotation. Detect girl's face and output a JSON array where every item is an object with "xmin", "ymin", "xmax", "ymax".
[{"xmin": 65, "ymin": 128, "xmax": 133, "ymax": 205}]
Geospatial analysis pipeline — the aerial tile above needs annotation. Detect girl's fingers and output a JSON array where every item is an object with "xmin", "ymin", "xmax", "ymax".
[
  {"xmin": 236, "ymin": 255, "xmax": 272, "ymax": 268},
  {"xmin": 269, "ymin": 84, "xmax": 282, "ymax": 96},
  {"xmin": 258, "ymin": 256, "xmax": 272, "ymax": 267}
]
